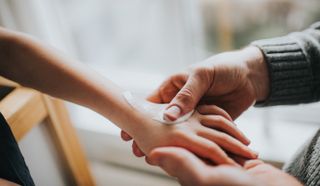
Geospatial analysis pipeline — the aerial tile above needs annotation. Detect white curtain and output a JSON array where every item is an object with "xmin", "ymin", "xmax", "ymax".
[{"xmin": 0, "ymin": 0, "xmax": 76, "ymax": 55}]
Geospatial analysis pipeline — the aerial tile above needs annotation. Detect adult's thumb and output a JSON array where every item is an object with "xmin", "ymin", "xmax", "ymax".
[{"xmin": 164, "ymin": 74, "xmax": 208, "ymax": 121}]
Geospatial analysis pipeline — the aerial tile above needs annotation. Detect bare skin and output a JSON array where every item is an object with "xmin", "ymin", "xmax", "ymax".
[
  {"xmin": 151, "ymin": 46, "xmax": 270, "ymax": 121},
  {"xmin": 119, "ymin": 44, "xmax": 301, "ymax": 186},
  {"xmin": 147, "ymin": 147, "xmax": 302, "ymax": 186},
  {"xmin": 0, "ymin": 28, "xmax": 256, "ymax": 165},
  {"xmin": 122, "ymin": 46, "xmax": 269, "ymax": 156},
  {"xmin": 0, "ymin": 179, "xmax": 20, "ymax": 186}
]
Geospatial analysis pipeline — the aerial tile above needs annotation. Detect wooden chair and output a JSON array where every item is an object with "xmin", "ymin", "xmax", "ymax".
[{"xmin": 0, "ymin": 78, "xmax": 95, "ymax": 186}]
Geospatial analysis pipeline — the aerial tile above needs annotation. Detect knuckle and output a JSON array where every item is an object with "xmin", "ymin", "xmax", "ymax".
[
  {"xmin": 172, "ymin": 129, "xmax": 185, "ymax": 137},
  {"xmin": 207, "ymin": 143, "xmax": 219, "ymax": 152},
  {"xmin": 217, "ymin": 132, "xmax": 229, "ymax": 141},
  {"xmin": 193, "ymin": 67, "xmax": 212, "ymax": 84},
  {"xmin": 178, "ymin": 88, "xmax": 194, "ymax": 99},
  {"xmin": 197, "ymin": 114, "xmax": 206, "ymax": 123},
  {"xmin": 212, "ymin": 115, "xmax": 225, "ymax": 124},
  {"xmin": 177, "ymin": 89, "xmax": 195, "ymax": 104},
  {"xmin": 171, "ymin": 130, "xmax": 188, "ymax": 143}
]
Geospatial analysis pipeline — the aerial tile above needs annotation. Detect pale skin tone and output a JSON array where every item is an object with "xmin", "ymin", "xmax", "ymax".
[
  {"xmin": 122, "ymin": 46, "xmax": 301, "ymax": 185},
  {"xmin": 0, "ymin": 28, "xmax": 256, "ymax": 167}
]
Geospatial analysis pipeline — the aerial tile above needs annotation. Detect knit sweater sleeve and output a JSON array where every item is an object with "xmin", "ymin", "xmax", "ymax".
[{"xmin": 251, "ymin": 22, "xmax": 320, "ymax": 106}]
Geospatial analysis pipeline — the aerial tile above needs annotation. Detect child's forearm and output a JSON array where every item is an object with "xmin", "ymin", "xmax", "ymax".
[{"xmin": 0, "ymin": 28, "xmax": 149, "ymax": 137}]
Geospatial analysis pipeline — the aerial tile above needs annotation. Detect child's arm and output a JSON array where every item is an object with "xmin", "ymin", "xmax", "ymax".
[
  {"xmin": 0, "ymin": 28, "xmax": 145, "ymax": 138},
  {"xmin": 0, "ymin": 28, "xmax": 257, "ymax": 165}
]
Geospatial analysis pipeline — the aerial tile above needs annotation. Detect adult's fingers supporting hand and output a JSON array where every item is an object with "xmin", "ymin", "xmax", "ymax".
[
  {"xmin": 148, "ymin": 148, "xmax": 254, "ymax": 186},
  {"xmin": 148, "ymin": 147, "xmax": 208, "ymax": 186}
]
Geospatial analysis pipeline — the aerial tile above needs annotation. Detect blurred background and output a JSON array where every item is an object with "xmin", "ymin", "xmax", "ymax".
[{"xmin": 0, "ymin": 0, "xmax": 320, "ymax": 185}]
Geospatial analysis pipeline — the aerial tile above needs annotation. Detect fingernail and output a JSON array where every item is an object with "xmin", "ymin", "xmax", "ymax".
[
  {"xmin": 164, "ymin": 106, "xmax": 181, "ymax": 121},
  {"xmin": 239, "ymin": 130, "xmax": 250, "ymax": 145},
  {"xmin": 244, "ymin": 137, "xmax": 251, "ymax": 145},
  {"xmin": 252, "ymin": 151, "xmax": 259, "ymax": 158}
]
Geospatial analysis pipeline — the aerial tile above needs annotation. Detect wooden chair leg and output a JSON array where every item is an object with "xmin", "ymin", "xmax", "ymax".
[{"xmin": 43, "ymin": 96, "xmax": 95, "ymax": 186}]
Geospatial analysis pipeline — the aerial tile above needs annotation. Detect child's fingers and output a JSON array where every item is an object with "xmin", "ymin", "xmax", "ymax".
[
  {"xmin": 201, "ymin": 115, "xmax": 250, "ymax": 145},
  {"xmin": 121, "ymin": 130, "xmax": 133, "ymax": 141},
  {"xmin": 228, "ymin": 153, "xmax": 250, "ymax": 166},
  {"xmin": 180, "ymin": 135, "xmax": 239, "ymax": 166},
  {"xmin": 197, "ymin": 105, "xmax": 232, "ymax": 121},
  {"xmin": 197, "ymin": 130, "xmax": 258, "ymax": 159}
]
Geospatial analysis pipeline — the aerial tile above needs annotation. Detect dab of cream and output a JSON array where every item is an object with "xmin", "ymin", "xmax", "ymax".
[{"xmin": 122, "ymin": 91, "xmax": 194, "ymax": 125}]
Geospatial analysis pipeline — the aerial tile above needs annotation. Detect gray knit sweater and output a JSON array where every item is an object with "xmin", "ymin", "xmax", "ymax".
[{"xmin": 252, "ymin": 22, "xmax": 320, "ymax": 186}]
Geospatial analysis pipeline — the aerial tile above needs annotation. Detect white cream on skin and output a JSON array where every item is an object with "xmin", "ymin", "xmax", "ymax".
[{"xmin": 123, "ymin": 91, "xmax": 194, "ymax": 125}]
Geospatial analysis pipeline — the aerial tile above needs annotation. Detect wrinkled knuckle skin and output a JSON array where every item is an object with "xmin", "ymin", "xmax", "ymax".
[
  {"xmin": 179, "ymin": 88, "xmax": 194, "ymax": 100},
  {"xmin": 176, "ymin": 89, "xmax": 195, "ymax": 110},
  {"xmin": 193, "ymin": 67, "xmax": 212, "ymax": 84}
]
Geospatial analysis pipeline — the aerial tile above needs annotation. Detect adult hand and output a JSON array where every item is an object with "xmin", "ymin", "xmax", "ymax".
[
  {"xmin": 148, "ymin": 46, "xmax": 269, "ymax": 121},
  {"xmin": 147, "ymin": 147, "xmax": 302, "ymax": 186}
]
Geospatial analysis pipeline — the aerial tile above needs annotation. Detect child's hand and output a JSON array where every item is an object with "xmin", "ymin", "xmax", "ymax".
[{"xmin": 121, "ymin": 105, "xmax": 257, "ymax": 166}]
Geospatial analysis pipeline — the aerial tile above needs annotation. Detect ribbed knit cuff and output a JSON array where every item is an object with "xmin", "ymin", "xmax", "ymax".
[{"xmin": 251, "ymin": 36, "xmax": 314, "ymax": 107}]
